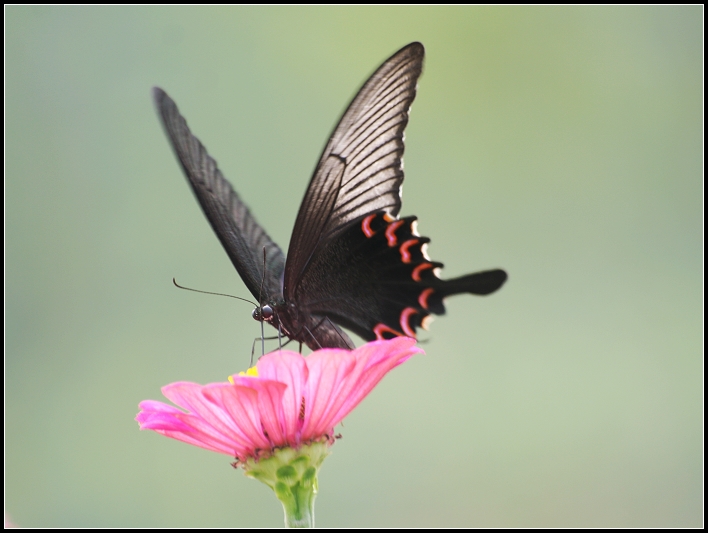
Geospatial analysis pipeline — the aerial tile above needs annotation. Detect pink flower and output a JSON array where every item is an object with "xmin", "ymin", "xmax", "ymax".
[{"xmin": 136, "ymin": 337, "xmax": 421, "ymax": 461}]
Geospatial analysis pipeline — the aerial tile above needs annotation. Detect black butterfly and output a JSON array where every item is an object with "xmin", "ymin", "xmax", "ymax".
[{"xmin": 153, "ymin": 42, "xmax": 506, "ymax": 351}]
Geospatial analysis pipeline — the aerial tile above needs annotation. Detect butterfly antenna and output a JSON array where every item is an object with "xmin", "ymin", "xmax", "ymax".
[{"xmin": 172, "ymin": 278, "xmax": 257, "ymax": 306}]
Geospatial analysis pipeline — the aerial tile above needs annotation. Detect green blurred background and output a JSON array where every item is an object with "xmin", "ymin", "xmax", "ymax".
[{"xmin": 5, "ymin": 6, "xmax": 702, "ymax": 527}]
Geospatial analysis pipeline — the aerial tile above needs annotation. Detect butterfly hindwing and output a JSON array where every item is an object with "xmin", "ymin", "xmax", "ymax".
[{"xmin": 292, "ymin": 212, "xmax": 507, "ymax": 344}]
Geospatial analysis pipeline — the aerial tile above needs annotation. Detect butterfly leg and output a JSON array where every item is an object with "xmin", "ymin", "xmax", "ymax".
[
  {"xmin": 260, "ymin": 319, "xmax": 265, "ymax": 360},
  {"xmin": 250, "ymin": 338, "xmax": 258, "ymax": 367},
  {"xmin": 250, "ymin": 334, "xmax": 289, "ymax": 365},
  {"xmin": 324, "ymin": 316, "xmax": 352, "ymax": 347},
  {"xmin": 301, "ymin": 317, "xmax": 327, "ymax": 350},
  {"xmin": 304, "ymin": 316, "xmax": 351, "ymax": 349},
  {"xmin": 250, "ymin": 336, "xmax": 272, "ymax": 366},
  {"xmin": 303, "ymin": 326, "xmax": 324, "ymax": 350}
]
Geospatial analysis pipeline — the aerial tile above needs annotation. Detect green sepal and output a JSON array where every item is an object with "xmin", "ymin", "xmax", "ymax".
[{"xmin": 241, "ymin": 443, "xmax": 331, "ymax": 528}]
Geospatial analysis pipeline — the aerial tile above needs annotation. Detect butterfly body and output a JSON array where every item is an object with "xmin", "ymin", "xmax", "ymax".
[{"xmin": 153, "ymin": 42, "xmax": 507, "ymax": 351}]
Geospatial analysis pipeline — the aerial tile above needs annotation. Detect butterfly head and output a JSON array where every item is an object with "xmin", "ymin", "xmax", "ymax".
[{"xmin": 252, "ymin": 304, "xmax": 274, "ymax": 323}]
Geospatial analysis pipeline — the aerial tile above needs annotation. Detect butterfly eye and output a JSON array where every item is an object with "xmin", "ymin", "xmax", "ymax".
[
  {"xmin": 251, "ymin": 307, "xmax": 261, "ymax": 321},
  {"xmin": 261, "ymin": 305, "xmax": 274, "ymax": 320}
]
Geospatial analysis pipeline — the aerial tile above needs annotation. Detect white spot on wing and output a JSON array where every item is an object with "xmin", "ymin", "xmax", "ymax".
[{"xmin": 420, "ymin": 242, "xmax": 431, "ymax": 260}]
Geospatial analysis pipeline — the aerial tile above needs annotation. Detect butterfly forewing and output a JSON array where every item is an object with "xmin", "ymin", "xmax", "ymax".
[
  {"xmin": 284, "ymin": 42, "xmax": 425, "ymax": 298},
  {"xmin": 284, "ymin": 155, "xmax": 345, "ymax": 287},
  {"xmin": 152, "ymin": 88, "xmax": 285, "ymax": 303}
]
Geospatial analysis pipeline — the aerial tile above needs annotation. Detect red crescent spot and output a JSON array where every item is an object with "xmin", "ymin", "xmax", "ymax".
[
  {"xmin": 361, "ymin": 214, "xmax": 377, "ymax": 238},
  {"xmin": 383, "ymin": 212, "xmax": 395, "ymax": 223},
  {"xmin": 385, "ymin": 220, "xmax": 404, "ymax": 247},
  {"xmin": 373, "ymin": 323, "xmax": 405, "ymax": 340},
  {"xmin": 399, "ymin": 239, "xmax": 419, "ymax": 263},
  {"xmin": 412, "ymin": 262, "xmax": 434, "ymax": 281},
  {"xmin": 418, "ymin": 288, "xmax": 435, "ymax": 310},
  {"xmin": 399, "ymin": 307, "xmax": 418, "ymax": 337}
]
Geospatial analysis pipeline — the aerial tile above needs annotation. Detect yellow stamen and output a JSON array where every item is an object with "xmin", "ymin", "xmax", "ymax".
[{"xmin": 229, "ymin": 366, "xmax": 259, "ymax": 384}]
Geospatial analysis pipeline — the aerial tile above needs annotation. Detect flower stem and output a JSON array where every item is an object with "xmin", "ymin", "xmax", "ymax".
[
  {"xmin": 276, "ymin": 476, "xmax": 316, "ymax": 528},
  {"xmin": 242, "ymin": 442, "xmax": 330, "ymax": 528}
]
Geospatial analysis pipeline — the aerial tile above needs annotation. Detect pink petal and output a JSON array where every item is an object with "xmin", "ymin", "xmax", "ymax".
[
  {"xmin": 137, "ymin": 400, "xmax": 246, "ymax": 455},
  {"xmin": 306, "ymin": 337, "xmax": 421, "ymax": 437},
  {"xmin": 162, "ymin": 382, "xmax": 250, "ymax": 444},
  {"xmin": 203, "ymin": 381, "xmax": 283, "ymax": 451},
  {"xmin": 300, "ymin": 350, "xmax": 357, "ymax": 440},
  {"xmin": 253, "ymin": 351, "xmax": 308, "ymax": 439},
  {"xmin": 153, "ymin": 412, "xmax": 244, "ymax": 455}
]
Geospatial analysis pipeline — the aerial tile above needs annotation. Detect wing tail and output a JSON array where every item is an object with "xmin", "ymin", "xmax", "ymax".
[{"xmin": 438, "ymin": 269, "xmax": 508, "ymax": 297}]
